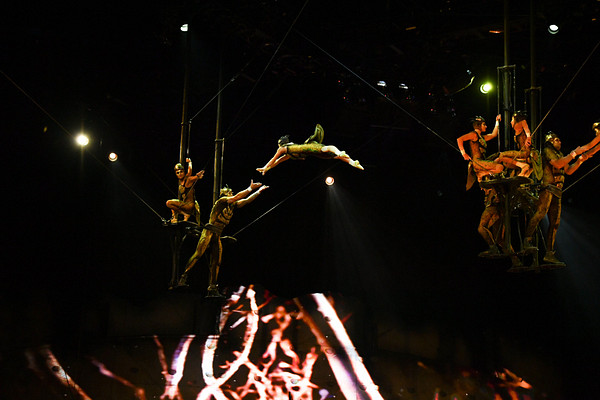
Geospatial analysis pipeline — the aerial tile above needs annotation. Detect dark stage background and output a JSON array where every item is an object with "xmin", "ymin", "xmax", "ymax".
[{"xmin": 2, "ymin": 1, "xmax": 600, "ymax": 399}]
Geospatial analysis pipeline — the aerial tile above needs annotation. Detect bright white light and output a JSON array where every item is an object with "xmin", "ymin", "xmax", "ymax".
[
  {"xmin": 480, "ymin": 82, "xmax": 493, "ymax": 94},
  {"xmin": 325, "ymin": 176, "xmax": 335, "ymax": 186},
  {"xmin": 376, "ymin": 81, "xmax": 387, "ymax": 87},
  {"xmin": 398, "ymin": 83, "xmax": 409, "ymax": 90},
  {"xmin": 108, "ymin": 152, "xmax": 118, "ymax": 162},
  {"xmin": 548, "ymin": 24, "xmax": 559, "ymax": 34},
  {"xmin": 180, "ymin": 24, "xmax": 188, "ymax": 32},
  {"xmin": 75, "ymin": 134, "xmax": 89, "ymax": 146}
]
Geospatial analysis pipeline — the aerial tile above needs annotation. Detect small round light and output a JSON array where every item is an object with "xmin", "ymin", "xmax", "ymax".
[
  {"xmin": 325, "ymin": 176, "xmax": 335, "ymax": 186},
  {"xmin": 480, "ymin": 83, "xmax": 493, "ymax": 94},
  {"xmin": 108, "ymin": 152, "xmax": 118, "ymax": 162},
  {"xmin": 548, "ymin": 24, "xmax": 559, "ymax": 34},
  {"xmin": 75, "ymin": 134, "xmax": 89, "ymax": 146},
  {"xmin": 180, "ymin": 24, "xmax": 188, "ymax": 32}
]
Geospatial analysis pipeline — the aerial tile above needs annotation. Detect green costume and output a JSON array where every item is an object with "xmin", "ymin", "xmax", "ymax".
[{"xmin": 284, "ymin": 124, "xmax": 333, "ymax": 159}]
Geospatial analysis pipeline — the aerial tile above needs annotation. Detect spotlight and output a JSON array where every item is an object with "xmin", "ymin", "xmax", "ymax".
[
  {"xmin": 376, "ymin": 81, "xmax": 387, "ymax": 87},
  {"xmin": 479, "ymin": 82, "xmax": 493, "ymax": 94},
  {"xmin": 548, "ymin": 24, "xmax": 559, "ymax": 34},
  {"xmin": 75, "ymin": 133, "xmax": 89, "ymax": 146},
  {"xmin": 325, "ymin": 176, "xmax": 335, "ymax": 186},
  {"xmin": 180, "ymin": 24, "xmax": 188, "ymax": 32},
  {"xmin": 108, "ymin": 152, "xmax": 118, "ymax": 162}
]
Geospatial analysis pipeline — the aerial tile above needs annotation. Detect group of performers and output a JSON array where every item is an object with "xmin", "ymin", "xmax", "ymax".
[
  {"xmin": 458, "ymin": 113, "xmax": 600, "ymax": 269},
  {"xmin": 163, "ymin": 114, "xmax": 598, "ymax": 292},
  {"xmin": 165, "ymin": 124, "xmax": 363, "ymax": 296}
]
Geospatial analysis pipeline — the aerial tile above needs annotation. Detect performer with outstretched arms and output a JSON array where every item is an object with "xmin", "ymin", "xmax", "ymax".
[
  {"xmin": 178, "ymin": 180, "xmax": 268, "ymax": 296},
  {"xmin": 522, "ymin": 132, "xmax": 587, "ymax": 265},
  {"xmin": 257, "ymin": 124, "xmax": 363, "ymax": 175},
  {"xmin": 166, "ymin": 158, "xmax": 205, "ymax": 223},
  {"xmin": 577, "ymin": 121, "xmax": 600, "ymax": 157}
]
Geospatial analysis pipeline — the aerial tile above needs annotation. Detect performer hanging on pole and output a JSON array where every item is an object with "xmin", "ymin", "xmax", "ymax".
[
  {"xmin": 166, "ymin": 158, "xmax": 205, "ymax": 224},
  {"xmin": 457, "ymin": 114, "xmax": 504, "ymax": 189},
  {"xmin": 494, "ymin": 111, "xmax": 542, "ymax": 179},
  {"xmin": 257, "ymin": 124, "xmax": 363, "ymax": 175}
]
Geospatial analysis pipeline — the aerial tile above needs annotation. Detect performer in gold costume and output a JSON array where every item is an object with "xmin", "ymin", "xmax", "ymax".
[
  {"xmin": 523, "ymin": 132, "xmax": 587, "ymax": 264},
  {"xmin": 178, "ymin": 180, "xmax": 268, "ymax": 296},
  {"xmin": 257, "ymin": 124, "xmax": 363, "ymax": 175},
  {"xmin": 166, "ymin": 158, "xmax": 205, "ymax": 223}
]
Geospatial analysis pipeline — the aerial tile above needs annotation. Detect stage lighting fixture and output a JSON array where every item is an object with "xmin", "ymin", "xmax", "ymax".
[
  {"xmin": 479, "ymin": 82, "xmax": 493, "ymax": 94},
  {"xmin": 376, "ymin": 81, "xmax": 387, "ymax": 87},
  {"xmin": 108, "ymin": 152, "xmax": 118, "ymax": 162},
  {"xmin": 75, "ymin": 133, "xmax": 89, "ymax": 146},
  {"xmin": 180, "ymin": 24, "xmax": 188, "ymax": 32},
  {"xmin": 325, "ymin": 176, "xmax": 335, "ymax": 186},
  {"xmin": 548, "ymin": 24, "xmax": 559, "ymax": 34}
]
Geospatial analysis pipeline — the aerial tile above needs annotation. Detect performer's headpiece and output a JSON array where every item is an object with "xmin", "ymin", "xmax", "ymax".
[
  {"xmin": 545, "ymin": 131, "xmax": 559, "ymax": 143},
  {"xmin": 278, "ymin": 135, "xmax": 291, "ymax": 146},
  {"xmin": 512, "ymin": 111, "xmax": 527, "ymax": 122},
  {"xmin": 174, "ymin": 163, "xmax": 185, "ymax": 171},
  {"xmin": 471, "ymin": 116, "xmax": 485, "ymax": 128},
  {"xmin": 220, "ymin": 185, "xmax": 232, "ymax": 196}
]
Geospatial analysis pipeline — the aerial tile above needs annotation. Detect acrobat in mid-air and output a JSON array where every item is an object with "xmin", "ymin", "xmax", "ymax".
[{"xmin": 256, "ymin": 124, "xmax": 364, "ymax": 175}]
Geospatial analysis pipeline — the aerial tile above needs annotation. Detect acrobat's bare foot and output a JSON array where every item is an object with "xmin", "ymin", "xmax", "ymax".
[
  {"xmin": 334, "ymin": 153, "xmax": 364, "ymax": 170},
  {"xmin": 517, "ymin": 165, "xmax": 531, "ymax": 177},
  {"xmin": 256, "ymin": 167, "xmax": 268, "ymax": 175},
  {"xmin": 351, "ymin": 160, "xmax": 364, "ymax": 170}
]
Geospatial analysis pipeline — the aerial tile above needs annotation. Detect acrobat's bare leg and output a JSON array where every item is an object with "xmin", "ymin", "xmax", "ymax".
[
  {"xmin": 179, "ymin": 230, "xmax": 212, "ymax": 285},
  {"xmin": 474, "ymin": 160, "xmax": 503, "ymax": 180},
  {"xmin": 514, "ymin": 161, "xmax": 531, "ymax": 177},
  {"xmin": 166, "ymin": 199, "xmax": 182, "ymax": 222},
  {"xmin": 206, "ymin": 237, "xmax": 223, "ymax": 296},
  {"xmin": 323, "ymin": 146, "xmax": 364, "ymax": 170},
  {"xmin": 321, "ymin": 145, "xmax": 343, "ymax": 156}
]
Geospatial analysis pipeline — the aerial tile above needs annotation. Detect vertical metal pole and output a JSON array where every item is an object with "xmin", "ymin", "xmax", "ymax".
[
  {"xmin": 168, "ymin": 25, "xmax": 191, "ymax": 288},
  {"xmin": 179, "ymin": 27, "xmax": 191, "ymax": 165},
  {"xmin": 501, "ymin": 0, "xmax": 512, "ymax": 253},
  {"xmin": 213, "ymin": 53, "xmax": 224, "ymax": 204},
  {"xmin": 529, "ymin": 0, "xmax": 540, "ymax": 145},
  {"xmin": 497, "ymin": 68, "xmax": 501, "ymax": 150},
  {"xmin": 502, "ymin": 0, "xmax": 512, "ymax": 148}
]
